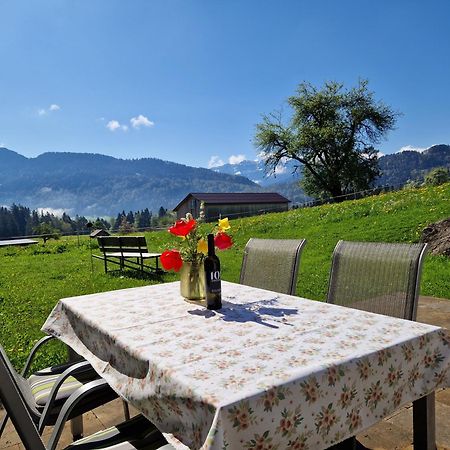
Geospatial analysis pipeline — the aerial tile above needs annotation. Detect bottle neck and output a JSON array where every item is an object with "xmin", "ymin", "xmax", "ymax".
[{"xmin": 207, "ymin": 234, "xmax": 215, "ymax": 256}]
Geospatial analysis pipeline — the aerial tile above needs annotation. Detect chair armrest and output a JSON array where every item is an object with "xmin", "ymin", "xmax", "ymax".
[
  {"xmin": 37, "ymin": 360, "xmax": 92, "ymax": 433},
  {"xmin": 46, "ymin": 379, "xmax": 109, "ymax": 450},
  {"xmin": 21, "ymin": 335, "xmax": 55, "ymax": 377}
]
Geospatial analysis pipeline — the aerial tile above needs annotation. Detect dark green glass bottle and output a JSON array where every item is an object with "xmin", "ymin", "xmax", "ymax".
[{"xmin": 204, "ymin": 233, "xmax": 222, "ymax": 310}]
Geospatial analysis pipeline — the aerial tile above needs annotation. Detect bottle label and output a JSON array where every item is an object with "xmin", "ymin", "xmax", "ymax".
[{"xmin": 208, "ymin": 270, "xmax": 221, "ymax": 294}]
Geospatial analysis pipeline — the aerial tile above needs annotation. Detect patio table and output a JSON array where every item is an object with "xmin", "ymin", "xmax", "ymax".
[{"xmin": 42, "ymin": 281, "xmax": 449, "ymax": 450}]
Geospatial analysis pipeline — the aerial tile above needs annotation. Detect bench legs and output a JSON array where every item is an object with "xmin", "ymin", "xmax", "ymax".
[
  {"xmin": 98, "ymin": 255, "xmax": 161, "ymax": 275},
  {"xmin": 413, "ymin": 392, "xmax": 436, "ymax": 450}
]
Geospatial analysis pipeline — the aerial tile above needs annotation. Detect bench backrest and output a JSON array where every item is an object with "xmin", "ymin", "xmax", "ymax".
[{"xmin": 97, "ymin": 236, "xmax": 148, "ymax": 254}]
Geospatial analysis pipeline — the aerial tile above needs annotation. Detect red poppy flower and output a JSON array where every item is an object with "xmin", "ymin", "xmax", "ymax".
[
  {"xmin": 160, "ymin": 249, "xmax": 183, "ymax": 272},
  {"xmin": 214, "ymin": 232, "xmax": 232, "ymax": 250},
  {"xmin": 168, "ymin": 219, "xmax": 196, "ymax": 237}
]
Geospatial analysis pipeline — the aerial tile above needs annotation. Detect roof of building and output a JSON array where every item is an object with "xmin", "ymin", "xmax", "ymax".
[
  {"xmin": 174, "ymin": 192, "xmax": 290, "ymax": 210},
  {"xmin": 90, "ymin": 229, "xmax": 110, "ymax": 238},
  {"xmin": 0, "ymin": 239, "xmax": 38, "ymax": 247}
]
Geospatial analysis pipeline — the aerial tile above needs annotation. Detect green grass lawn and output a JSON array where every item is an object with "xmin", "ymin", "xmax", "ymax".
[{"xmin": 1, "ymin": 183, "xmax": 449, "ymax": 370}]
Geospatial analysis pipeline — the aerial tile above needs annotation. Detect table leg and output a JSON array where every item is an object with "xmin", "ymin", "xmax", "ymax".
[{"xmin": 413, "ymin": 392, "xmax": 436, "ymax": 450}]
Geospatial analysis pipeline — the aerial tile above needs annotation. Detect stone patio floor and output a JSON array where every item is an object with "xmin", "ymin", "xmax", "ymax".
[{"xmin": 1, "ymin": 296, "xmax": 449, "ymax": 450}]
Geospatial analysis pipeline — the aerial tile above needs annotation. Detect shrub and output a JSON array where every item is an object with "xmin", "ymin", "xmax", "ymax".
[{"xmin": 424, "ymin": 167, "xmax": 450, "ymax": 186}]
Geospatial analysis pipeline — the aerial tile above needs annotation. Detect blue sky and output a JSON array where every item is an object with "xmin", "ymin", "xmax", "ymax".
[{"xmin": 0, "ymin": 0, "xmax": 449, "ymax": 168}]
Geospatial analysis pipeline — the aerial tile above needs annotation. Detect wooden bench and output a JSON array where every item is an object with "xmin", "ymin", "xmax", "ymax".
[{"xmin": 94, "ymin": 236, "xmax": 162, "ymax": 274}]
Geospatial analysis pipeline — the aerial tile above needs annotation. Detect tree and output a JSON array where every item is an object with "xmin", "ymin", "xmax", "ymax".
[
  {"xmin": 255, "ymin": 80, "xmax": 398, "ymax": 200},
  {"xmin": 424, "ymin": 167, "xmax": 450, "ymax": 186},
  {"xmin": 119, "ymin": 216, "xmax": 135, "ymax": 234},
  {"xmin": 158, "ymin": 206, "xmax": 167, "ymax": 218},
  {"xmin": 126, "ymin": 211, "xmax": 135, "ymax": 224},
  {"xmin": 33, "ymin": 223, "xmax": 60, "ymax": 244}
]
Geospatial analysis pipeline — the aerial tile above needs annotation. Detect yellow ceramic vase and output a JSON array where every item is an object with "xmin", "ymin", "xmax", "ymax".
[{"xmin": 180, "ymin": 261, "xmax": 205, "ymax": 300}]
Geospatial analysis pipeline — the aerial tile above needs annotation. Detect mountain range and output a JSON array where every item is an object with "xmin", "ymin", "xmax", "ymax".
[
  {"xmin": 211, "ymin": 159, "xmax": 301, "ymax": 186},
  {"xmin": 0, "ymin": 144, "xmax": 449, "ymax": 216},
  {"xmin": 0, "ymin": 149, "xmax": 261, "ymax": 216},
  {"xmin": 214, "ymin": 145, "xmax": 450, "ymax": 189}
]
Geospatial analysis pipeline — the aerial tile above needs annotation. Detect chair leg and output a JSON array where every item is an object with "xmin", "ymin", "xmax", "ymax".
[
  {"xmin": 122, "ymin": 400, "xmax": 130, "ymax": 420},
  {"xmin": 0, "ymin": 413, "xmax": 9, "ymax": 438},
  {"xmin": 70, "ymin": 414, "xmax": 83, "ymax": 441}
]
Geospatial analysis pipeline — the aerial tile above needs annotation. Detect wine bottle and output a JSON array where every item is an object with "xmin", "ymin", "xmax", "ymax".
[{"xmin": 204, "ymin": 233, "xmax": 222, "ymax": 310}]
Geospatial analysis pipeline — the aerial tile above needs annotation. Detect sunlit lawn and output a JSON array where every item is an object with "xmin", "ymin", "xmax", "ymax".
[{"xmin": 1, "ymin": 183, "xmax": 449, "ymax": 370}]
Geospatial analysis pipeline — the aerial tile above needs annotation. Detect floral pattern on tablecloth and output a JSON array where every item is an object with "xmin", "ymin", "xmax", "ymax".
[{"xmin": 42, "ymin": 281, "xmax": 450, "ymax": 450}]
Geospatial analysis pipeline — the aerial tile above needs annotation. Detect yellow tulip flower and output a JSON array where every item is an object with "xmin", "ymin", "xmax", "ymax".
[
  {"xmin": 218, "ymin": 217, "xmax": 231, "ymax": 231},
  {"xmin": 197, "ymin": 238, "xmax": 208, "ymax": 255}
]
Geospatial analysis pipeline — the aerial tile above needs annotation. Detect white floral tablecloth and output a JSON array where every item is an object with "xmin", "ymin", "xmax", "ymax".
[{"xmin": 42, "ymin": 281, "xmax": 450, "ymax": 450}]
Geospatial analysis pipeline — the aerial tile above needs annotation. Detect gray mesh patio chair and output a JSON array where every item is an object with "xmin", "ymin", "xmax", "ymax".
[
  {"xmin": 239, "ymin": 238, "xmax": 306, "ymax": 295},
  {"xmin": 0, "ymin": 338, "xmax": 118, "ymax": 440},
  {"xmin": 327, "ymin": 240, "xmax": 428, "ymax": 320},
  {"xmin": 0, "ymin": 344, "xmax": 174, "ymax": 450}
]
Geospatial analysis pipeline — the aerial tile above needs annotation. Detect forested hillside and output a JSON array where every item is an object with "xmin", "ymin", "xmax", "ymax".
[
  {"xmin": 1, "ymin": 145, "xmax": 449, "ymax": 216},
  {"xmin": 0, "ymin": 148, "xmax": 261, "ymax": 216}
]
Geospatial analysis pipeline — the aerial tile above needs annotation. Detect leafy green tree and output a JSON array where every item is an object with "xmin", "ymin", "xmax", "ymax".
[
  {"xmin": 424, "ymin": 167, "xmax": 450, "ymax": 186},
  {"xmin": 93, "ymin": 217, "xmax": 110, "ymax": 230},
  {"xmin": 255, "ymin": 80, "xmax": 398, "ymax": 200},
  {"xmin": 33, "ymin": 223, "xmax": 60, "ymax": 244}
]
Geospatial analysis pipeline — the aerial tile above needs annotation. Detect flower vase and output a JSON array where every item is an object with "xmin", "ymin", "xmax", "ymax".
[{"xmin": 180, "ymin": 261, "xmax": 205, "ymax": 300}]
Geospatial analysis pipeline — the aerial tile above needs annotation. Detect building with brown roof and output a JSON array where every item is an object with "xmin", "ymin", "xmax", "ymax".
[{"xmin": 173, "ymin": 192, "xmax": 290, "ymax": 221}]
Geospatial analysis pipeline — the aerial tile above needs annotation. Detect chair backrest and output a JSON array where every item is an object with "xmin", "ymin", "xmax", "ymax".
[
  {"xmin": 239, "ymin": 238, "xmax": 306, "ymax": 295},
  {"xmin": 327, "ymin": 240, "xmax": 427, "ymax": 320},
  {"xmin": 0, "ymin": 345, "xmax": 46, "ymax": 449}
]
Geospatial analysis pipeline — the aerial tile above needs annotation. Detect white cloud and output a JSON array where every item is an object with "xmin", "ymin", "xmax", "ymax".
[
  {"xmin": 37, "ymin": 207, "xmax": 71, "ymax": 217},
  {"xmin": 106, "ymin": 120, "xmax": 121, "ymax": 131},
  {"xmin": 274, "ymin": 165, "xmax": 287, "ymax": 175},
  {"xmin": 377, "ymin": 152, "xmax": 385, "ymax": 158},
  {"xmin": 255, "ymin": 151, "xmax": 269, "ymax": 162},
  {"xmin": 208, "ymin": 156, "xmax": 224, "ymax": 168},
  {"xmin": 106, "ymin": 120, "xmax": 129, "ymax": 132},
  {"xmin": 39, "ymin": 187, "xmax": 52, "ymax": 193},
  {"xmin": 235, "ymin": 171, "xmax": 241, "ymax": 175},
  {"xmin": 228, "ymin": 154, "xmax": 246, "ymax": 165},
  {"xmin": 38, "ymin": 104, "xmax": 61, "ymax": 116},
  {"xmin": 130, "ymin": 114, "xmax": 154, "ymax": 129},
  {"xmin": 397, "ymin": 145, "xmax": 427, "ymax": 153}
]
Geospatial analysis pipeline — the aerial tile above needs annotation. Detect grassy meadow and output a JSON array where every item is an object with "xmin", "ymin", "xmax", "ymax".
[{"xmin": 1, "ymin": 183, "xmax": 450, "ymax": 371}]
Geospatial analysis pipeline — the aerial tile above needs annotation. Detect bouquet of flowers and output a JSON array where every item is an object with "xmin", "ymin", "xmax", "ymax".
[{"xmin": 160, "ymin": 214, "xmax": 233, "ymax": 272}]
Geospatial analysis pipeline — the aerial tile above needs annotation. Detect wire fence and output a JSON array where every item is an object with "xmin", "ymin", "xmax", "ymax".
[{"xmin": 0, "ymin": 183, "xmax": 406, "ymax": 242}]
